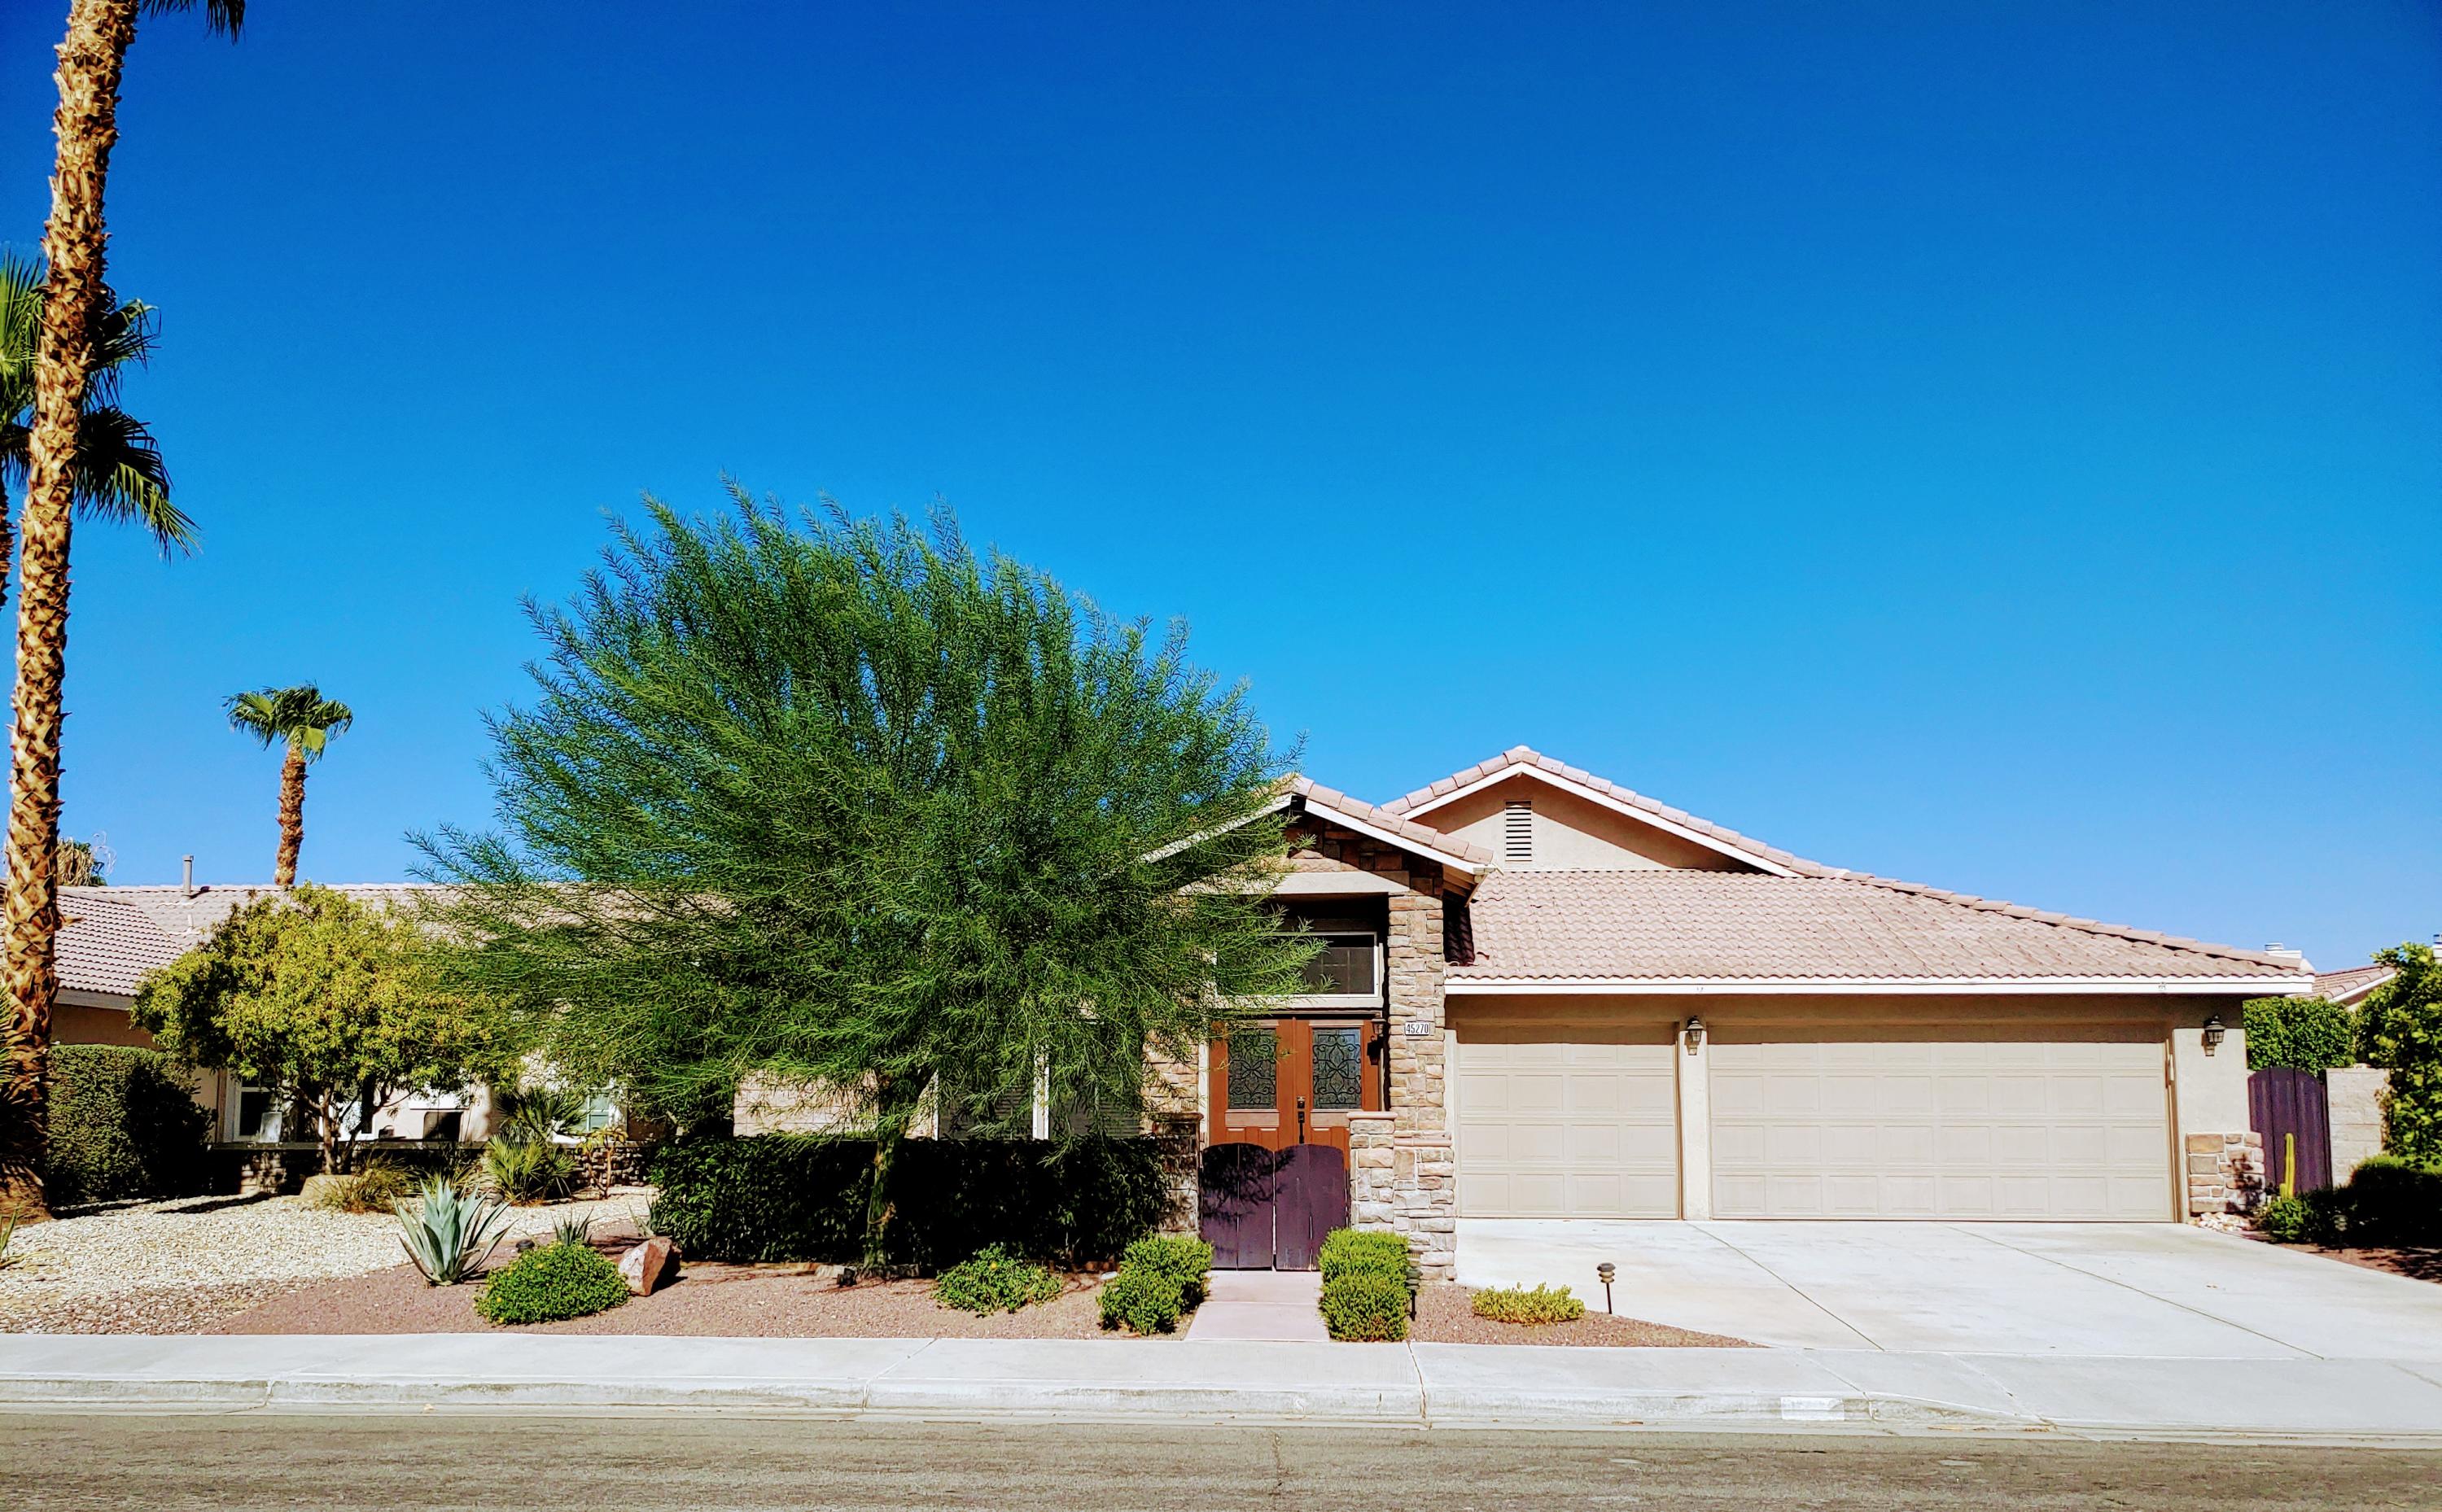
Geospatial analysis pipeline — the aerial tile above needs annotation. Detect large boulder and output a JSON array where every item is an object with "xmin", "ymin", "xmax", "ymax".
[{"xmin": 618, "ymin": 1235, "xmax": 681, "ymax": 1296}]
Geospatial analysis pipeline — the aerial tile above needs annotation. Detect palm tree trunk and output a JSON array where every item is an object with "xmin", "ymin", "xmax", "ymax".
[
  {"xmin": 0, "ymin": 0, "xmax": 141, "ymax": 1221},
  {"xmin": 274, "ymin": 742, "xmax": 306, "ymax": 886}
]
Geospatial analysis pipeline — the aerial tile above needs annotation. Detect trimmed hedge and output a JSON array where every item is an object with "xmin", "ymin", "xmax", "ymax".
[
  {"xmin": 2264, "ymin": 1156, "xmax": 2442, "ymax": 1248},
  {"xmin": 1472, "ymin": 1283, "xmax": 1586, "ymax": 1326},
  {"xmin": 1121, "ymin": 1235, "xmax": 1212, "ymax": 1307},
  {"xmin": 1316, "ymin": 1226, "xmax": 1415, "ymax": 1342},
  {"xmin": 1317, "ymin": 1227, "xmax": 1408, "ymax": 1283},
  {"xmin": 44, "ymin": 1045, "xmax": 208, "ymax": 1207},
  {"xmin": 648, "ymin": 1134, "xmax": 1174, "ymax": 1267},
  {"xmin": 2243, "ymin": 997, "xmax": 2356, "ymax": 1073}
]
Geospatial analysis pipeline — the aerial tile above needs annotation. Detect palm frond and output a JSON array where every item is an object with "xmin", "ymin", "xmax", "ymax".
[
  {"xmin": 138, "ymin": 0, "xmax": 246, "ymax": 39},
  {"xmin": 226, "ymin": 684, "xmax": 354, "ymax": 758},
  {"xmin": 68, "ymin": 405, "xmax": 193, "ymax": 553}
]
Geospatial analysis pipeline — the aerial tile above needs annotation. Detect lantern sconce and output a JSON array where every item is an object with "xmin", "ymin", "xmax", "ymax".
[
  {"xmin": 1683, "ymin": 1016, "xmax": 1705, "ymax": 1055},
  {"xmin": 2202, "ymin": 1014, "xmax": 2225, "ymax": 1056}
]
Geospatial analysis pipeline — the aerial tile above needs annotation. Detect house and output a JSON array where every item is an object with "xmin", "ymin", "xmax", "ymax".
[
  {"xmin": 1195, "ymin": 748, "xmax": 2313, "ymax": 1278},
  {"xmin": 2315, "ymin": 964, "xmax": 2396, "ymax": 1007},
  {"xmin": 55, "ymin": 882, "xmax": 517, "ymax": 1144}
]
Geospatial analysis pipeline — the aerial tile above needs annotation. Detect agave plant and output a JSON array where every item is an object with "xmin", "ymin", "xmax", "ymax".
[
  {"xmin": 550, "ymin": 1210, "xmax": 593, "ymax": 1248},
  {"xmin": 396, "ymin": 1177, "xmax": 513, "ymax": 1286}
]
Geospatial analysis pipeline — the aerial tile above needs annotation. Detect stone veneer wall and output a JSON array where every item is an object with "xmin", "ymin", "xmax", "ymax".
[
  {"xmin": 1286, "ymin": 821, "xmax": 1456, "ymax": 1279},
  {"xmin": 2186, "ymin": 1130, "xmax": 2264, "ymax": 1216}
]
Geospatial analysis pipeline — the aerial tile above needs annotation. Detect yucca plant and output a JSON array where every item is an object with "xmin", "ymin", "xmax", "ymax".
[
  {"xmin": 550, "ymin": 1210, "xmax": 593, "ymax": 1248},
  {"xmin": 482, "ymin": 1134, "xmax": 577, "ymax": 1204},
  {"xmin": 395, "ymin": 1177, "xmax": 512, "ymax": 1286}
]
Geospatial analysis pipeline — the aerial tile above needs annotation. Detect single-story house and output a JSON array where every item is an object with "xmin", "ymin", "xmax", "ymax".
[{"xmin": 1191, "ymin": 747, "xmax": 2313, "ymax": 1277}]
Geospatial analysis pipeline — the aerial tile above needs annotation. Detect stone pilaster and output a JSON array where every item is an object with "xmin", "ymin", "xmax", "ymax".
[{"xmin": 2186, "ymin": 1130, "xmax": 2264, "ymax": 1217}]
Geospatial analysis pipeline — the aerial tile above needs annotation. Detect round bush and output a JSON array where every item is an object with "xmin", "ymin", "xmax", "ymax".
[
  {"xmin": 1119, "ymin": 1235, "xmax": 1213, "ymax": 1307},
  {"xmin": 1320, "ymin": 1269, "xmax": 1410, "ymax": 1342},
  {"xmin": 2255, "ymin": 1194, "xmax": 2314, "ymax": 1244},
  {"xmin": 1098, "ymin": 1264, "xmax": 1185, "ymax": 1335},
  {"xmin": 934, "ymin": 1245, "xmax": 1063, "ymax": 1314},
  {"xmin": 474, "ymin": 1241, "xmax": 630, "ymax": 1325}
]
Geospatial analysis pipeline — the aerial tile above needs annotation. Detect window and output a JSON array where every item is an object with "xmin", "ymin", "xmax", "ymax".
[
  {"xmin": 578, "ymin": 1093, "xmax": 620, "ymax": 1134},
  {"xmin": 1311, "ymin": 1027, "xmax": 1363, "ymax": 1110},
  {"xmin": 1300, "ymin": 934, "xmax": 1377, "ymax": 997},
  {"xmin": 1227, "ymin": 1026, "xmax": 1280, "ymax": 1110},
  {"xmin": 235, "ymin": 1084, "xmax": 277, "ymax": 1139}
]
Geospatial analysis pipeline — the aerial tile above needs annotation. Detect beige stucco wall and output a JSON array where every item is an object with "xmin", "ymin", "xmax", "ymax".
[
  {"xmin": 2328, "ymin": 1064, "xmax": 2391, "ymax": 1182},
  {"xmin": 1424, "ymin": 773, "xmax": 1754, "ymax": 871}
]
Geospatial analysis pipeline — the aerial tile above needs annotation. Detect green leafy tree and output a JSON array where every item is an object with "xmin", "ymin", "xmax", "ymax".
[
  {"xmin": 2243, "ymin": 996, "xmax": 2356, "ymax": 1073},
  {"xmin": 421, "ymin": 490, "xmax": 1315, "ymax": 1266},
  {"xmin": 2360, "ymin": 942, "xmax": 2442, "ymax": 1166},
  {"xmin": 224, "ymin": 685, "xmax": 353, "ymax": 887},
  {"xmin": 132, "ymin": 885, "xmax": 514, "ymax": 1174}
]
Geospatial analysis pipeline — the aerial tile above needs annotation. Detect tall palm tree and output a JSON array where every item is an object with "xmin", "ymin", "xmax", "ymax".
[
  {"xmin": 2, "ymin": 0, "xmax": 242, "ymax": 1214},
  {"xmin": 225, "ymin": 687, "xmax": 354, "ymax": 888}
]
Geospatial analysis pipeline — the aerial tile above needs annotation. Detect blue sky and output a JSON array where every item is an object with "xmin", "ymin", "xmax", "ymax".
[{"xmin": 1, "ymin": 2, "xmax": 2435, "ymax": 972}]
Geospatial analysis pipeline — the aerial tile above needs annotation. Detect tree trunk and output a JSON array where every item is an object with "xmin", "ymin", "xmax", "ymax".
[
  {"xmin": 860, "ymin": 1075, "xmax": 923, "ymax": 1273},
  {"xmin": 0, "ymin": 0, "xmax": 141, "ymax": 1222},
  {"xmin": 274, "ymin": 742, "xmax": 306, "ymax": 886},
  {"xmin": 316, "ymin": 1087, "xmax": 339, "ymax": 1177}
]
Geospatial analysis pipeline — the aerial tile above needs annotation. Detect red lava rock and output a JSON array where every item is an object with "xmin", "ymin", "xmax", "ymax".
[{"xmin": 618, "ymin": 1236, "xmax": 681, "ymax": 1296}]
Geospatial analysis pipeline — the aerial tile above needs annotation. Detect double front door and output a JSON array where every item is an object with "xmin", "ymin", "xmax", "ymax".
[{"xmin": 1208, "ymin": 1016, "xmax": 1385, "ymax": 1153}]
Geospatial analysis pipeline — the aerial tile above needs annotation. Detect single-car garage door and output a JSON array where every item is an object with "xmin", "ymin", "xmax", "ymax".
[
  {"xmin": 1456, "ymin": 1038, "xmax": 1678, "ymax": 1217},
  {"xmin": 1709, "ymin": 1039, "xmax": 2171, "ymax": 1220}
]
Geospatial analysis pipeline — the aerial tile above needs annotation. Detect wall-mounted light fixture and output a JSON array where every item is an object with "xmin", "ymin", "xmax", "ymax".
[
  {"xmin": 1683, "ymin": 1016, "xmax": 1705, "ymax": 1055},
  {"xmin": 2202, "ymin": 1014, "xmax": 2225, "ymax": 1056}
]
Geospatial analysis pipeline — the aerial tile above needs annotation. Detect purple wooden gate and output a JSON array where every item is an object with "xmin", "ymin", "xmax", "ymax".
[
  {"xmin": 1198, "ymin": 1143, "xmax": 1349, "ymax": 1270},
  {"xmin": 2248, "ymin": 1068, "xmax": 2332, "ymax": 1195}
]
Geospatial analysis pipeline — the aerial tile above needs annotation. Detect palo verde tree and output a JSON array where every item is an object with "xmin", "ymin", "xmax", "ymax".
[
  {"xmin": 132, "ymin": 885, "xmax": 514, "ymax": 1175},
  {"xmin": 420, "ymin": 488, "xmax": 1316, "ymax": 1267},
  {"xmin": 225, "ymin": 685, "xmax": 354, "ymax": 886}
]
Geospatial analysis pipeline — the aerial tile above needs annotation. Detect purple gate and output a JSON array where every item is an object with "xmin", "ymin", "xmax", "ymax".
[
  {"xmin": 1198, "ymin": 1143, "xmax": 1349, "ymax": 1271},
  {"xmin": 2248, "ymin": 1068, "xmax": 2332, "ymax": 1195}
]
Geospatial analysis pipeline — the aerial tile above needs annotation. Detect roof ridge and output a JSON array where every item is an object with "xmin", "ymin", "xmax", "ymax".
[
  {"xmin": 1289, "ymin": 776, "xmax": 1496, "ymax": 867},
  {"xmin": 1823, "ymin": 869, "xmax": 2300, "ymax": 971}
]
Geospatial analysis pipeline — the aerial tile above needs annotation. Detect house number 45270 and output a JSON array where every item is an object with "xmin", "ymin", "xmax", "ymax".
[{"xmin": 1400, "ymin": 1020, "xmax": 1433, "ymax": 1038}]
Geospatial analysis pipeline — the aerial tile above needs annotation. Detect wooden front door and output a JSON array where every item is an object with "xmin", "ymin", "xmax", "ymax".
[{"xmin": 1208, "ymin": 1017, "xmax": 1385, "ymax": 1153}]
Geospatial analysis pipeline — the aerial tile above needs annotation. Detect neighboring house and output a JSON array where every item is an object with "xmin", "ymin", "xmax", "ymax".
[
  {"xmin": 2314, "ymin": 964, "xmax": 2396, "ymax": 1008},
  {"xmin": 55, "ymin": 882, "xmax": 504, "ymax": 1143}
]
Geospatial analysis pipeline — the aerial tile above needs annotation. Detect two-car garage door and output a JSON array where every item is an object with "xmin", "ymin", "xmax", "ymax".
[{"xmin": 1455, "ymin": 1032, "xmax": 2173, "ymax": 1221}]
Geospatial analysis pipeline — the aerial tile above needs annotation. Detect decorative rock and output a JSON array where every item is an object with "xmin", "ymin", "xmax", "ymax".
[
  {"xmin": 618, "ymin": 1235, "xmax": 681, "ymax": 1296},
  {"xmin": 297, "ymin": 1174, "xmax": 350, "ymax": 1209}
]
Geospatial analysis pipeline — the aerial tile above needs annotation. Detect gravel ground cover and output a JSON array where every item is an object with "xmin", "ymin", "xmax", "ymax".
[
  {"xmin": 212, "ymin": 1253, "xmax": 1132, "ymax": 1338},
  {"xmin": 0, "ymin": 1190, "xmax": 650, "ymax": 1335},
  {"xmin": 1407, "ymin": 1284, "xmax": 1751, "ymax": 1348}
]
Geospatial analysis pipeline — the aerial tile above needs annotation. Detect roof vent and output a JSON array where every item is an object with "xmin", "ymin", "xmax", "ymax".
[{"xmin": 1503, "ymin": 800, "xmax": 1533, "ymax": 863}]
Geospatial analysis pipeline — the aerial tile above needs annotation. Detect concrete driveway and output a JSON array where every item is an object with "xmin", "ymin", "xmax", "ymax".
[{"xmin": 1457, "ymin": 1219, "xmax": 2442, "ymax": 1359}]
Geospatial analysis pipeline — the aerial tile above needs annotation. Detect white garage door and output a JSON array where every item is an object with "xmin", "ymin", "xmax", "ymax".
[
  {"xmin": 1709, "ymin": 1039, "xmax": 2171, "ymax": 1220},
  {"xmin": 1456, "ymin": 1038, "xmax": 1678, "ymax": 1217}
]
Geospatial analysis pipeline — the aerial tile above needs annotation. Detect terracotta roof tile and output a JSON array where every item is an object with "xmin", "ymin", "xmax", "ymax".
[
  {"xmin": 1288, "ymin": 777, "xmax": 1495, "ymax": 867},
  {"xmin": 1449, "ymin": 870, "xmax": 2312, "ymax": 982},
  {"xmin": 2315, "ymin": 964, "xmax": 2396, "ymax": 1004},
  {"xmin": 57, "ymin": 884, "xmax": 440, "ymax": 999}
]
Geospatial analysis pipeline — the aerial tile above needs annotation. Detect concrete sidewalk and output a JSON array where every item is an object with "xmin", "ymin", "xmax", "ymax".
[{"xmin": 3, "ymin": 1333, "xmax": 2440, "ymax": 1444}]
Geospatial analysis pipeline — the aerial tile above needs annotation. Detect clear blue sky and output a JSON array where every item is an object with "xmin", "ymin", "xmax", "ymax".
[{"xmin": 2, "ymin": 3, "xmax": 2435, "ymax": 972}]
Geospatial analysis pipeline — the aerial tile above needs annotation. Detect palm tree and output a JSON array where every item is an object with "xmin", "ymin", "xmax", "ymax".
[
  {"xmin": 1, "ymin": 251, "xmax": 198, "ymax": 579},
  {"xmin": 2, "ymin": 0, "xmax": 243, "ymax": 1215},
  {"xmin": 225, "ymin": 687, "xmax": 354, "ymax": 888}
]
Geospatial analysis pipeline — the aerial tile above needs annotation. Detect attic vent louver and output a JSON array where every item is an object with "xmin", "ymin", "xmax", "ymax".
[{"xmin": 1503, "ymin": 799, "xmax": 1533, "ymax": 863}]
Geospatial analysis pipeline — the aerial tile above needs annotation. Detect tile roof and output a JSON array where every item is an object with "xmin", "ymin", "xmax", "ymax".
[
  {"xmin": 2315, "ymin": 964, "xmax": 2396, "ymax": 1005},
  {"xmin": 1449, "ymin": 869, "xmax": 2313, "ymax": 983},
  {"xmin": 57, "ymin": 884, "xmax": 440, "ymax": 999},
  {"xmin": 1287, "ymin": 776, "xmax": 1495, "ymax": 869},
  {"xmin": 1379, "ymin": 745, "xmax": 1833, "ymax": 876}
]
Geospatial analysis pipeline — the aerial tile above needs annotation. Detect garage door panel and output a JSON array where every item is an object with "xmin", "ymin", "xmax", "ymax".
[
  {"xmin": 1711, "ymin": 1038, "xmax": 2168, "ymax": 1220},
  {"xmin": 1456, "ymin": 1037, "xmax": 1678, "ymax": 1218}
]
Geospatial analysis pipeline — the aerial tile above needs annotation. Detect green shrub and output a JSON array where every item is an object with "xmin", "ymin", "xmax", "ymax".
[
  {"xmin": 1471, "ymin": 1283, "xmax": 1586, "ymax": 1326},
  {"xmin": 2243, "ymin": 997, "xmax": 2357, "ymax": 1073},
  {"xmin": 2361, "ymin": 944, "xmax": 2442, "ymax": 1165},
  {"xmin": 1120, "ymin": 1235, "xmax": 1213, "ymax": 1307},
  {"xmin": 42, "ymin": 1045, "xmax": 208, "ymax": 1207},
  {"xmin": 483, "ymin": 1135, "xmax": 577, "ymax": 1204},
  {"xmin": 1097, "ymin": 1263, "xmax": 1185, "ymax": 1335},
  {"xmin": 474, "ymin": 1240, "xmax": 630, "ymax": 1325},
  {"xmin": 1319, "ymin": 1269, "xmax": 1410, "ymax": 1341},
  {"xmin": 1317, "ymin": 1228, "xmax": 1408, "ymax": 1283},
  {"xmin": 2254, "ymin": 1194, "xmax": 2316, "ymax": 1244},
  {"xmin": 2338, "ymin": 1156, "xmax": 2442, "ymax": 1247},
  {"xmin": 934, "ymin": 1244, "xmax": 1063, "ymax": 1314},
  {"xmin": 648, "ymin": 1135, "xmax": 1172, "ymax": 1266}
]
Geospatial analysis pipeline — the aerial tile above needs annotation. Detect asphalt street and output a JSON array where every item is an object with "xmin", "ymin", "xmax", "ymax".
[{"xmin": 3, "ymin": 1412, "xmax": 2438, "ymax": 1510}]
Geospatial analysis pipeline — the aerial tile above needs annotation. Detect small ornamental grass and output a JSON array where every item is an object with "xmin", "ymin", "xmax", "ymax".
[
  {"xmin": 311, "ymin": 1157, "xmax": 425, "ymax": 1215},
  {"xmin": 934, "ymin": 1245, "xmax": 1063, "ymax": 1315},
  {"xmin": 1471, "ymin": 1283, "xmax": 1586, "ymax": 1326},
  {"xmin": 475, "ymin": 1240, "xmax": 630, "ymax": 1325}
]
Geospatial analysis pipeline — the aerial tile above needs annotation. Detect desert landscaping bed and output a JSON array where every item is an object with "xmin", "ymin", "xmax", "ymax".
[
  {"xmin": 0, "ymin": 1190, "xmax": 650, "ymax": 1335},
  {"xmin": 1407, "ymin": 1284, "xmax": 1751, "ymax": 1348}
]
